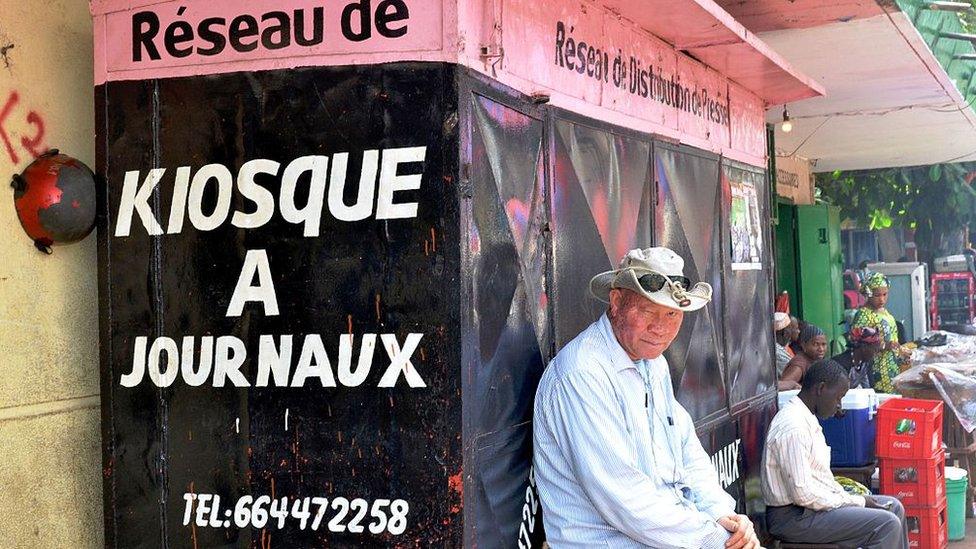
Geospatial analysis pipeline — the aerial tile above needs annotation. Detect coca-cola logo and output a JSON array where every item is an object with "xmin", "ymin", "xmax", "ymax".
[{"xmin": 893, "ymin": 441, "xmax": 912, "ymax": 449}]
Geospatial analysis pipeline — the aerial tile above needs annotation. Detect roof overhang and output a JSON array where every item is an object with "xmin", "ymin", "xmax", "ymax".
[
  {"xmin": 718, "ymin": 0, "xmax": 886, "ymax": 34},
  {"xmin": 736, "ymin": 4, "xmax": 976, "ymax": 172},
  {"xmin": 600, "ymin": 0, "xmax": 825, "ymax": 105}
]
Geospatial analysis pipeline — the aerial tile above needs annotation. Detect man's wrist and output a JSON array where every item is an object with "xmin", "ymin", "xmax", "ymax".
[
  {"xmin": 703, "ymin": 504, "xmax": 736, "ymax": 521},
  {"xmin": 703, "ymin": 520, "xmax": 735, "ymax": 549}
]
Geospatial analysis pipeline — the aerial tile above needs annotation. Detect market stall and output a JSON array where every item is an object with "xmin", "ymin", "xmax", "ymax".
[
  {"xmin": 90, "ymin": 0, "xmax": 820, "ymax": 545},
  {"xmin": 771, "ymin": 328, "xmax": 976, "ymax": 543}
]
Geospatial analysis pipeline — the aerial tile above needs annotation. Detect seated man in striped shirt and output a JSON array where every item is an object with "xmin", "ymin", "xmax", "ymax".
[
  {"xmin": 533, "ymin": 247, "xmax": 760, "ymax": 548},
  {"xmin": 762, "ymin": 359, "xmax": 907, "ymax": 548}
]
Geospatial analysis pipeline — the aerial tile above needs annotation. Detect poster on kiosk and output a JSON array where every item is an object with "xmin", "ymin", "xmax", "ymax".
[{"xmin": 92, "ymin": 0, "xmax": 814, "ymax": 546}]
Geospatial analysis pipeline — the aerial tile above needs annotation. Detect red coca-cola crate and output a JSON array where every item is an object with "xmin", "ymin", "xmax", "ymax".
[
  {"xmin": 906, "ymin": 499, "xmax": 948, "ymax": 549},
  {"xmin": 876, "ymin": 398, "xmax": 943, "ymax": 460},
  {"xmin": 880, "ymin": 452, "xmax": 946, "ymax": 507}
]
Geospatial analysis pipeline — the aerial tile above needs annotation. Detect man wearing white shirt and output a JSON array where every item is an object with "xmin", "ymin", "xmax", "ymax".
[
  {"xmin": 762, "ymin": 359, "xmax": 907, "ymax": 548},
  {"xmin": 533, "ymin": 247, "xmax": 760, "ymax": 548}
]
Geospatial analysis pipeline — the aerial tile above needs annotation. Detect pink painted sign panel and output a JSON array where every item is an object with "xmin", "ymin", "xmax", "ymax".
[
  {"xmin": 676, "ymin": 61, "xmax": 731, "ymax": 149},
  {"xmin": 729, "ymin": 83, "xmax": 767, "ymax": 161},
  {"xmin": 498, "ymin": 0, "xmax": 750, "ymax": 158},
  {"xmin": 97, "ymin": 0, "xmax": 443, "ymax": 81},
  {"xmin": 501, "ymin": 0, "xmax": 604, "ymax": 104},
  {"xmin": 91, "ymin": 0, "xmax": 770, "ymax": 163},
  {"xmin": 599, "ymin": 19, "xmax": 678, "ymax": 131}
]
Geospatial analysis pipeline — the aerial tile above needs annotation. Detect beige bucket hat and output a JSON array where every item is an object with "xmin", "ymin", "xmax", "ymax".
[{"xmin": 589, "ymin": 247, "xmax": 712, "ymax": 312}]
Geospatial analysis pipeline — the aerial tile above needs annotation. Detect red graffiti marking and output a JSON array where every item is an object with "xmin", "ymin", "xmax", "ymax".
[
  {"xmin": 448, "ymin": 471, "xmax": 463, "ymax": 495},
  {"xmin": 0, "ymin": 90, "xmax": 48, "ymax": 164},
  {"xmin": 448, "ymin": 470, "xmax": 463, "ymax": 514},
  {"xmin": 21, "ymin": 111, "xmax": 45, "ymax": 158},
  {"xmin": 0, "ymin": 91, "xmax": 18, "ymax": 163}
]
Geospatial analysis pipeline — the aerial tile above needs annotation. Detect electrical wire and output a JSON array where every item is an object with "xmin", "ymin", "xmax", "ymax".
[
  {"xmin": 782, "ymin": 101, "xmax": 974, "ymax": 121},
  {"xmin": 778, "ymin": 3, "xmax": 976, "ymax": 165},
  {"xmin": 786, "ymin": 116, "xmax": 832, "ymax": 158},
  {"xmin": 928, "ymin": 91, "xmax": 976, "ymax": 113},
  {"xmin": 936, "ymin": 146, "xmax": 976, "ymax": 164}
]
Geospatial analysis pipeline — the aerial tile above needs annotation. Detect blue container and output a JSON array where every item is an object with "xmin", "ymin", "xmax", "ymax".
[{"xmin": 819, "ymin": 389, "xmax": 877, "ymax": 467}]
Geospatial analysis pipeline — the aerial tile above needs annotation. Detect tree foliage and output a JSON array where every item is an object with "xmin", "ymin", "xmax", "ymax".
[
  {"xmin": 962, "ymin": 1, "xmax": 976, "ymax": 33},
  {"xmin": 816, "ymin": 163, "xmax": 976, "ymax": 260},
  {"xmin": 816, "ymin": 2, "xmax": 976, "ymax": 261}
]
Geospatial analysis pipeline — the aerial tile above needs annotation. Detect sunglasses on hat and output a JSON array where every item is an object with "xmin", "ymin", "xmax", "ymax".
[{"xmin": 637, "ymin": 273, "xmax": 691, "ymax": 293}]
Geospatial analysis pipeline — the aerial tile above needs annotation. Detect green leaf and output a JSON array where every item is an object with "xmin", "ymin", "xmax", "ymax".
[{"xmin": 816, "ymin": 161, "xmax": 976, "ymax": 249}]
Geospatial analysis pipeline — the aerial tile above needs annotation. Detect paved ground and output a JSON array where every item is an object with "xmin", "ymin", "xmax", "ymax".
[{"xmin": 956, "ymin": 517, "xmax": 976, "ymax": 547}]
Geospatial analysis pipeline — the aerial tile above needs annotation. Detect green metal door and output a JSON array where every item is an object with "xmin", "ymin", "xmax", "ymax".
[
  {"xmin": 826, "ymin": 206, "xmax": 845, "ymax": 354},
  {"xmin": 775, "ymin": 202, "xmax": 799, "ymax": 314},
  {"xmin": 795, "ymin": 204, "xmax": 845, "ymax": 354}
]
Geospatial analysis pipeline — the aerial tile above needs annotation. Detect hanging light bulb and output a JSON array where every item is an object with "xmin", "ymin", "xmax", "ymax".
[{"xmin": 781, "ymin": 107, "xmax": 793, "ymax": 133}]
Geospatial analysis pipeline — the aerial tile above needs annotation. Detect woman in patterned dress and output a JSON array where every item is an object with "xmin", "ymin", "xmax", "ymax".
[{"xmin": 850, "ymin": 272, "xmax": 904, "ymax": 393}]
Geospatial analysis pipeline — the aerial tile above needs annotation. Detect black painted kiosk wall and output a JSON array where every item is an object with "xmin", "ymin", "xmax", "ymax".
[
  {"xmin": 97, "ymin": 63, "xmax": 776, "ymax": 548},
  {"xmin": 98, "ymin": 63, "xmax": 463, "ymax": 547}
]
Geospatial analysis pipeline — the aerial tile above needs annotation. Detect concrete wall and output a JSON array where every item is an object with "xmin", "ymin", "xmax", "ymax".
[{"xmin": 0, "ymin": 0, "xmax": 103, "ymax": 547}]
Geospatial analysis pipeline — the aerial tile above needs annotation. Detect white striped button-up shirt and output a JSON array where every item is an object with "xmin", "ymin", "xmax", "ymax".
[
  {"xmin": 761, "ymin": 397, "xmax": 866, "ymax": 510},
  {"xmin": 533, "ymin": 314, "xmax": 736, "ymax": 548}
]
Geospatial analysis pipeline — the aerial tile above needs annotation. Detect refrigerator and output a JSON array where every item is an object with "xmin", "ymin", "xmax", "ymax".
[
  {"xmin": 867, "ymin": 262, "xmax": 929, "ymax": 341},
  {"xmin": 931, "ymin": 272, "xmax": 976, "ymax": 329}
]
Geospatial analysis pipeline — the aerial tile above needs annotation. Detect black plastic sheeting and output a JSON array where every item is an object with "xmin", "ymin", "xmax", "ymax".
[
  {"xmin": 722, "ymin": 162, "xmax": 777, "ymax": 407},
  {"xmin": 460, "ymin": 88, "xmax": 548, "ymax": 547},
  {"xmin": 735, "ymin": 397, "xmax": 778, "ymax": 518},
  {"xmin": 96, "ymin": 63, "xmax": 778, "ymax": 548},
  {"xmin": 550, "ymin": 116, "xmax": 654, "ymax": 348},
  {"xmin": 654, "ymin": 144, "xmax": 729, "ymax": 425}
]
